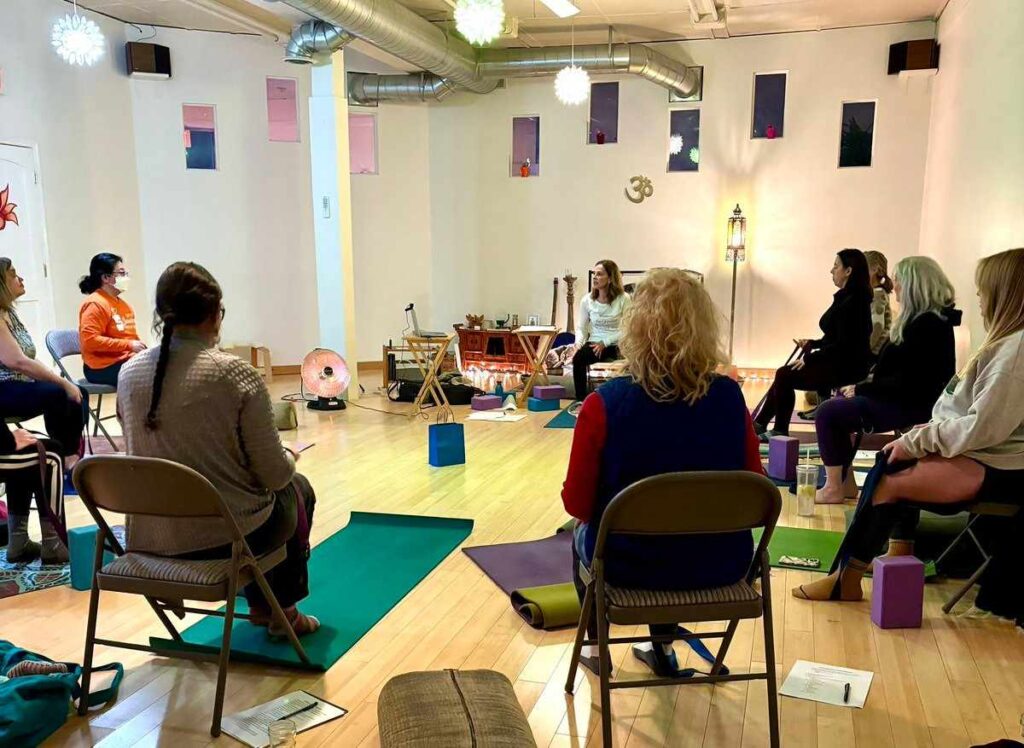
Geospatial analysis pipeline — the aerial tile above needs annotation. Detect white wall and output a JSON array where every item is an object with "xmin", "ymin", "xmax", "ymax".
[
  {"xmin": 918, "ymin": 0, "xmax": 1024, "ymax": 348},
  {"xmin": 130, "ymin": 28, "xmax": 318, "ymax": 365},
  {"xmin": 419, "ymin": 22, "xmax": 936, "ymax": 367},
  {"xmin": 345, "ymin": 51, "xmax": 434, "ymax": 363},
  {"xmin": 0, "ymin": 0, "xmax": 144, "ymax": 333}
]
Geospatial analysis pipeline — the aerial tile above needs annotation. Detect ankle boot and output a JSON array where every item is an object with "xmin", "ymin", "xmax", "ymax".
[
  {"xmin": 39, "ymin": 518, "xmax": 69, "ymax": 565},
  {"xmin": 6, "ymin": 514, "xmax": 40, "ymax": 563}
]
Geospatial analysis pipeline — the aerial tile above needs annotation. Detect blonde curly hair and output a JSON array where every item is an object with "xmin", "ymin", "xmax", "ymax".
[{"xmin": 619, "ymin": 268, "xmax": 725, "ymax": 404}]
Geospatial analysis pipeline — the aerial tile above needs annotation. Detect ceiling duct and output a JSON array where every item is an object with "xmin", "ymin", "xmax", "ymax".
[
  {"xmin": 285, "ymin": 20, "xmax": 354, "ymax": 64},
  {"xmin": 348, "ymin": 73, "xmax": 456, "ymax": 103},
  {"xmin": 279, "ymin": 0, "xmax": 499, "ymax": 94}
]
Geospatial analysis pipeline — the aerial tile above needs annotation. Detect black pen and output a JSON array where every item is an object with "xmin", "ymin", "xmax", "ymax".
[
  {"xmin": 843, "ymin": 682, "xmax": 851, "ymax": 704},
  {"xmin": 279, "ymin": 700, "xmax": 318, "ymax": 721}
]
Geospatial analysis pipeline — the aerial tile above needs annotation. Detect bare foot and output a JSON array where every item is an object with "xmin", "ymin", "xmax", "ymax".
[
  {"xmin": 815, "ymin": 483, "xmax": 846, "ymax": 504},
  {"xmin": 791, "ymin": 567, "xmax": 865, "ymax": 602}
]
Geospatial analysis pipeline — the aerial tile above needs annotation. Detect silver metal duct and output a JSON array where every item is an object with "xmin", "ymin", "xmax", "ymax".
[
  {"xmin": 478, "ymin": 44, "xmax": 700, "ymax": 99},
  {"xmin": 279, "ymin": 0, "xmax": 499, "ymax": 94},
  {"xmin": 285, "ymin": 20, "xmax": 354, "ymax": 64},
  {"xmin": 348, "ymin": 73, "xmax": 456, "ymax": 103}
]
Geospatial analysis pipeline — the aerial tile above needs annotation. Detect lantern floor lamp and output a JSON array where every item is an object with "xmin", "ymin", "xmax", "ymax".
[{"xmin": 726, "ymin": 204, "xmax": 746, "ymax": 361}]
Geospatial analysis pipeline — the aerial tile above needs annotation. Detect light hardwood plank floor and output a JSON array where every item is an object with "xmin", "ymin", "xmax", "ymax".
[{"xmin": 3, "ymin": 376, "xmax": 1022, "ymax": 747}]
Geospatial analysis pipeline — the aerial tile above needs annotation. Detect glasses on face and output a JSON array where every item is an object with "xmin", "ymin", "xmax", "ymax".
[{"xmin": 219, "ymin": 306, "xmax": 226, "ymax": 320}]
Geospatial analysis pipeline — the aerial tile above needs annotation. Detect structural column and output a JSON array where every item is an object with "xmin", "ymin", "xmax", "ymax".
[{"xmin": 309, "ymin": 50, "xmax": 359, "ymax": 398}]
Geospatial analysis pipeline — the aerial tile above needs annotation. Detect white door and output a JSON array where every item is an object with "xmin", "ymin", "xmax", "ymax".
[{"xmin": 0, "ymin": 143, "xmax": 54, "ymax": 353}]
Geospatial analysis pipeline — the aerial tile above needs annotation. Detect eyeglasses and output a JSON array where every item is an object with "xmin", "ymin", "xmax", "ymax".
[{"xmin": 219, "ymin": 306, "xmax": 226, "ymax": 320}]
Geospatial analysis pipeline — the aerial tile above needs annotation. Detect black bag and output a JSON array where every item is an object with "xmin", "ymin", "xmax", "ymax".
[{"xmin": 389, "ymin": 380, "xmax": 480, "ymax": 406}]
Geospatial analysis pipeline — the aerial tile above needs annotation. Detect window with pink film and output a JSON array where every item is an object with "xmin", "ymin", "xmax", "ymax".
[
  {"xmin": 349, "ymin": 113, "xmax": 378, "ymax": 175},
  {"xmin": 266, "ymin": 77, "xmax": 299, "ymax": 143}
]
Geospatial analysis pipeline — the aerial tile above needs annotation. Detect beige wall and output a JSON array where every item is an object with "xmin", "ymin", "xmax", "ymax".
[{"xmin": 918, "ymin": 0, "xmax": 1024, "ymax": 350}]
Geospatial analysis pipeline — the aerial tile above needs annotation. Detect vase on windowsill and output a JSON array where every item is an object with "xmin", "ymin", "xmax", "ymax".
[{"xmin": 520, "ymin": 160, "xmax": 531, "ymax": 178}]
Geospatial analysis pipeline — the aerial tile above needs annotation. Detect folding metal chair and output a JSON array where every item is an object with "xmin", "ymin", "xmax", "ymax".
[
  {"xmin": 936, "ymin": 501, "xmax": 1021, "ymax": 614},
  {"xmin": 73, "ymin": 455, "xmax": 311, "ymax": 736},
  {"xmin": 45, "ymin": 329, "xmax": 118, "ymax": 451}
]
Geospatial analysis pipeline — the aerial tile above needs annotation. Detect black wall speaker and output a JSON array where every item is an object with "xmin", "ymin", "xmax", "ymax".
[
  {"xmin": 125, "ymin": 42, "xmax": 172, "ymax": 79},
  {"xmin": 888, "ymin": 39, "xmax": 939, "ymax": 75}
]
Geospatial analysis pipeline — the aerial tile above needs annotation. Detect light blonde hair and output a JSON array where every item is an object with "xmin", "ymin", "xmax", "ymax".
[
  {"xmin": 957, "ymin": 248, "xmax": 1024, "ymax": 378},
  {"xmin": 0, "ymin": 258, "xmax": 16, "ymax": 312},
  {"xmin": 890, "ymin": 256, "xmax": 955, "ymax": 345},
  {"xmin": 620, "ymin": 268, "xmax": 725, "ymax": 404}
]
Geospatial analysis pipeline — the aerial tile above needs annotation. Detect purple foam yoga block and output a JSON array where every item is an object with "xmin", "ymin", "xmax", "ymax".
[
  {"xmin": 871, "ymin": 555, "xmax": 924, "ymax": 629},
  {"xmin": 767, "ymin": 436, "xmax": 799, "ymax": 482},
  {"xmin": 533, "ymin": 385, "xmax": 566, "ymax": 401},
  {"xmin": 471, "ymin": 395, "xmax": 501, "ymax": 411}
]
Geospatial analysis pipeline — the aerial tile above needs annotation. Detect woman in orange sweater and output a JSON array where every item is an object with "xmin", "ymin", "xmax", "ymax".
[{"xmin": 78, "ymin": 253, "xmax": 145, "ymax": 387}]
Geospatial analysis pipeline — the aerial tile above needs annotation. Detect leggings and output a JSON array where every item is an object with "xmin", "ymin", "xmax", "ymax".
[
  {"xmin": 0, "ymin": 381, "xmax": 85, "ymax": 458},
  {"xmin": 815, "ymin": 396, "xmax": 927, "ymax": 468},
  {"xmin": 83, "ymin": 360, "xmax": 126, "ymax": 388},
  {"xmin": 173, "ymin": 474, "xmax": 316, "ymax": 610},
  {"xmin": 0, "ymin": 438, "xmax": 64, "ymax": 518},
  {"xmin": 756, "ymin": 356, "xmax": 861, "ymax": 435},
  {"xmin": 572, "ymin": 344, "xmax": 620, "ymax": 400}
]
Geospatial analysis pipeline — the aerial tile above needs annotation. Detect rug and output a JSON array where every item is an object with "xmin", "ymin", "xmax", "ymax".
[
  {"xmin": 0, "ymin": 524, "xmax": 125, "ymax": 599},
  {"xmin": 544, "ymin": 407, "xmax": 578, "ymax": 429},
  {"xmin": 151, "ymin": 512, "xmax": 473, "ymax": 671}
]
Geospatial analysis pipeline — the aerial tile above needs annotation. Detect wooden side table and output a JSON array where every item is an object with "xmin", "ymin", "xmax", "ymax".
[
  {"xmin": 513, "ymin": 326, "xmax": 560, "ymax": 405},
  {"xmin": 404, "ymin": 333, "xmax": 456, "ymax": 421}
]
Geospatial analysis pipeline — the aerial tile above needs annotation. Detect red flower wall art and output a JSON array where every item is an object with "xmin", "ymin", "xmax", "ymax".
[{"xmin": 0, "ymin": 185, "xmax": 18, "ymax": 231}]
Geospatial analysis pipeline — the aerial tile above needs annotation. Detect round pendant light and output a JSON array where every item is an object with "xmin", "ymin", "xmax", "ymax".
[
  {"xmin": 669, "ymin": 134, "xmax": 684, "ymax": 155},
  {"xmin": 554, "ymin": 65, "xmax": 590, "ymax": 106},
  {"xmin": 52, "ymin": 3, "xmax": 105, "ymax": 67},
  {"xmin": 454, "ymin": 0, "xmax": 505, "ymax": 46}
]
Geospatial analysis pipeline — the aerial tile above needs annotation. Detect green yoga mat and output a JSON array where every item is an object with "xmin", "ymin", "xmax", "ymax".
[
  {"xmin": 545, "ymin": 407, "xmax": 578, "ymax": 429},
  {"xmin": 150, "ymin": 512, "xmax": 473, "ymax": 671},
  {"xmin": 755, "ymin": 526, "xmax": 844, "ymax": 572},
  {"xmin": 511, "ymin": 582, "xmax": 580, "ymax": 629}
]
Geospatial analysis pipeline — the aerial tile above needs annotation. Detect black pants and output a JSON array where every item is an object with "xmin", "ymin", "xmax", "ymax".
[
  {"xmin": 572, "ymin": 344, "xmax": 620, "ymax": 400},
  {"xmin": 83, "ymin": 361, "xmax": 126, "ymax": 388},
  {"xmin": 174, "ymin": 475, "xmax": 316, "ymax": 610},
  {"xmin": 756, "ymin": 358, "xmax": 860, "ymax": 435},
  {"xmin": 0, "ymin": 381, "xmax": 84, "ymax": 458},
  {"xmin": 571, "ymin": 534, "xmax": 674, "ymax": 643},
  {"xmin": 0, "ymin": 438, "xmax": 63, "ymax": 515}
]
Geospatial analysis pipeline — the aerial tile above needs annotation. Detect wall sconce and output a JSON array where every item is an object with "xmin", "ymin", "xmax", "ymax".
[{"xmin": 726, "ymin": 204, "xmax": 746, "ymax": 360}]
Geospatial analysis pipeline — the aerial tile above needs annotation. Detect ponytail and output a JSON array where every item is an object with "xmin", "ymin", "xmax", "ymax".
[
  {"xmin": 80, "ymin": 252, "xmax": 122, "ymax": 295},
  {"xmin": 145, "ymin": 318, "xmax": 175, "ymax": 430},
  {"xmin": 877, "ymin": 273, "xmax": 894, "ymax": 295}
]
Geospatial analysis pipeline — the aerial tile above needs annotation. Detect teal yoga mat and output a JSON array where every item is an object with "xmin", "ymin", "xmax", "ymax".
[
  {"xmin": 150, "ymin": 512, "xmax": 473, "ymax": 671},
  {"xmin": 545, "ymin": 407, "xmax": 577, "ymax": 429}
]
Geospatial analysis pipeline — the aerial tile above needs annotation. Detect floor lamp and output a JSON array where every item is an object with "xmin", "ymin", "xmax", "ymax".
[{"xmin": 726, "ymin": 204, "xmax": 746, "ymax": 361}]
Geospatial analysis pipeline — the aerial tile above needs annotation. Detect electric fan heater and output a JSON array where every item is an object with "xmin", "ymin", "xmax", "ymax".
[{"xmin": 301, "ymin": 348, "xmax": 350, "ymax": 411}]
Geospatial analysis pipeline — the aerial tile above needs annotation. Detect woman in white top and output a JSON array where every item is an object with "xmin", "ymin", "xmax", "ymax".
[
  {"xmin": 795, "ymin": 247, "xmax": 1024, "ymax": 603},
  {"xmin": 573, "ymin": 260, "xmax": 629, "ymax": 400}
]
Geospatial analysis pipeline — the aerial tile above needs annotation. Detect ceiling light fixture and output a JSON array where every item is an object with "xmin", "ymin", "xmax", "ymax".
[
  {"xmin": 539, "ymin": 0, "xmax": 581, "ymax": 19},
  {"xmin": 554, "ymin": 17, "xmax": 589, "ymax": 106},
  {"xmin": 51, "ymin": 1, "xmax": 105, "ymax": 67},
  {"xmin": 454, "ymin": 0, "xmax": 505, "ymax": 46}
]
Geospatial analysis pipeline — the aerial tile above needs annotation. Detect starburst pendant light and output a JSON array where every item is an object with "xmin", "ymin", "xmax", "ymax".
[
  {"xmin": 455, "ymin": 0, "xmax": 505, "ymax": 46},
  {"xmin": 52, "ymin": 1, "xmax": 105, "ymax": 66},
  {"xmin": 554, "ymin": 16, "xmax": 589, "ymax": 106}
]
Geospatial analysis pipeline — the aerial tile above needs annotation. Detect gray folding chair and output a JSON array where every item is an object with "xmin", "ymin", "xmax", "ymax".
[
  {"xmin": 73, "ymin": 455, "xmax": 311, "ymax": 736},
  {"xmin": 564, "ymin": 471, "xmax": 783, "ymax": 748},
  {"xmin": 936, "ymin": 501, "xmax": 1021, "ymax": 614},
  {"xmin": 45, "ymin": 329, "xmax": 118, "ymax": 451}
]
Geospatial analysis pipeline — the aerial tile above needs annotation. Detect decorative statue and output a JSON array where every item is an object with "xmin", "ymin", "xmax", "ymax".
[
  {"xmin": 465, "ymin": 314, "xmax": 484, "ymax": 329},
  {"xmin": 624, "ymin": 175, "xmax": 654, "ymax": 204},
  {"xmin": 563, "ymin": 269, "xmax": 577, "ymax": 334}
]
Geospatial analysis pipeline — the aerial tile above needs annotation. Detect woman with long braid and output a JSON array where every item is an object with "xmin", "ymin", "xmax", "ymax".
[{"xmin": 117, "ymin": 262, "xmax": 320, "ymax": 636}]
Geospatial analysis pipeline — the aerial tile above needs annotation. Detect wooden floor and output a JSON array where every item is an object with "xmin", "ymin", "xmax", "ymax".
[{"xmin": 4, "ymin": 375, "xmax": 1023, "ymax": 747}]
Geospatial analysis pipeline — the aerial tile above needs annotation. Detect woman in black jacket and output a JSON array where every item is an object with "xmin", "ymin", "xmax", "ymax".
[
  {"xmin": 755, "ymin": 249, "xmax": 873, "ymax": 439},
  {"xmin": 814, "ymin": 256, "xmax": 959, "ymax": 502}
]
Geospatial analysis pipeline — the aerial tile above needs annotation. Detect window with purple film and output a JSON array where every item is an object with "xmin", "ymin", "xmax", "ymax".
[
  {"xmin": 667, "ymin": 109, "xmax": 700, "ymax": 173},
  {"xmin": 752, "ymin": 72, "xmax": 786, "ymax": 139},
  {"xmin": 510, "ymin": 116, "xmax": 540, "ymax": 177},
  {"xmin": 588, "ymin": 82, "xmax": 618, "ymax": 144},
  {"xmin": 839, "ymin": 101, "xmax": 876, "ymax": 168}
]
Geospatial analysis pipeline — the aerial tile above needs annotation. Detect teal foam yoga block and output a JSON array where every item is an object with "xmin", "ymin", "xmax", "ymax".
[
  {"xmin": 69, "ymin": 525, "xmax": 114, "ymax": 591},
  {"xmin": 528, "ymin": 397, "xmax": 560, "ymax": 412}
]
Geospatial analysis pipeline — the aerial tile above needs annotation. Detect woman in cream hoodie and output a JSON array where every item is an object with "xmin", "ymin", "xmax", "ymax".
[{"xmin": 795, "ymin": 247, "xmax": 1024, "ymax": 602}]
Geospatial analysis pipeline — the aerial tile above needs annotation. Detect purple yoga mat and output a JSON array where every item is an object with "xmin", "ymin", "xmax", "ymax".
[{"xmin": 463, "ymin": 532, "xmax": 573, "ymax": 594}]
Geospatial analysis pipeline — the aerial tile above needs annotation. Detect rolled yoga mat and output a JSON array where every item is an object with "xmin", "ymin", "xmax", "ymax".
[
  {"xmin": 150, "ymin": 512, "xmax": 473, "ymax": 671},
  {"xmin": 510, "ymin": 583, "xmax": 581, "ymax": 629}
]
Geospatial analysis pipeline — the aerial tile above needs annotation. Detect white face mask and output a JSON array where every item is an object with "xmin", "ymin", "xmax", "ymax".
[{"xmin": 113, "ymin": 275, "xmax": 131, "ymax": 293}]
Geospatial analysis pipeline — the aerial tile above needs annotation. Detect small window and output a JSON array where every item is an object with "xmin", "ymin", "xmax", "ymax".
[
  {"xmin": 588, "ymin": 82, "xmax": 619, "ymax": 144},
  {"xmin": 266, "ymin": 77, "xmax": 299, "ymax": 143},
  {"xmin": 183, "ymin": 104, "xmax": 217, "ymax": 170},
  {"xmin": 752, "ymin": 72, "xmax": 786, "ymax": 139},
  {"xmin": 839, "ymin": 101, "xmax": 876, "ymax": 168},
  {"xmin": 667, "ymin": 109, "xmax": 700, "ymax": 173},
  {"xmin": 511, "ymin": 116, "xmax": 540, "ymax": 177},
  {"xmin": 349, "ymin": 112, "xmax": 378, "ymax": 175}
]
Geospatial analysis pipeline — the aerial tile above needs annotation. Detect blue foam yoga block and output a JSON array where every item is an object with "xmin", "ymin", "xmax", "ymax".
[
  {"xmin": 528, "ymin": 397, "xmax": 560, "ymax": 412},
  {"xmin": 429, "ymin": 422, "xmax": 465, "ymax": 467},
  {"xmin": 68, "ymin": 525, "xmax": 114, "ymax": 591}
]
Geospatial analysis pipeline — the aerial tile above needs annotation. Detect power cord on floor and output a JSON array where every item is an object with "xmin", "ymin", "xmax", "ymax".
[{"xmin": 280, "ymin": 381, "xmax": 419, "ymax": 419}]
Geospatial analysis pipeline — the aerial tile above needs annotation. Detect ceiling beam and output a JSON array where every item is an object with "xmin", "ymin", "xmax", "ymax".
[{"xmin": 177, "ymin": 0, "xmax": 294, "ymax": 40}]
